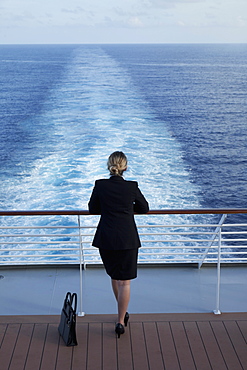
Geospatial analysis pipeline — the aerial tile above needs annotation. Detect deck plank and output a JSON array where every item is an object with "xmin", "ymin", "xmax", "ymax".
[
  {"xmin": 183, "ymin": 321, "xmax": 211, "ymax": 370},
  {"xmin": 197, "ymin": 321, "xmax": 227, "ymax": 370},
  {"xmin": 86, "ymin": 322, "xmax": 102, "ymax": 370},
  {"xmin": 238, "ymin": 320, "xmax": 247, "ymax": 342},
  {"xmin": 25, "ymin": 324, "xmax": 48, "ymax": 370},
  {"xmin": 224, "ymin": 320, "xmax": 247, "ymax": 369},
  {"xmin": 102, "ymin": 322, "xmax": 118, "ymax": 370},
  {"xmin": 72, "ymin": 323, "xmax": 88, "ymax": 369},
  {"xmin": 40, "ymin": 324, "xmax": 60, "ymax": 370},
  {"xmin": 170, "ymin": 321, "xmax": 196, "ymax": 369},
  {"xmin": 143, "ymin": 322, "xmax": 165, "ymax": 370},
  {"xmin": 0, "ymin": 324, "xmax": 7, "ymax": 347},
  {"xmin": 0, "ymin": 313, "xmax": 246, "ymax": 370},
  {"xmin": 117, "ymin": 324, "xmax": 133, "ymax": 370},
  {"xmin": 56, "ymin": 337, "xmax": 73, "ymax": 370},
  {"xmin": 156, "ymin": 321, "xmax": 180, "ymax": 370},
  {"xmin": 130, "ymin": 322, "xmax": 149, "ymax": 370},
  {"xmin": 0, "ymin": 324, "xmax": 21, "ymax": 370},
  {"xmin": 8, "ymin": 324, "xmax": 33, "ymax": 370},
  {"xmin": 211, "ymin": 321, "xmax": 243, "ymax": 370}
]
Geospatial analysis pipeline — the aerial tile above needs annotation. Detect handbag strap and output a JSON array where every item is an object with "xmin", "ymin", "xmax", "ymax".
[
  {"xmin": 65, "ymin": 292, "xmax": 72, "ymax": 302},
  {"xmin": 70, "ymin": 293, "xmax": 77, "ymax": 313}
]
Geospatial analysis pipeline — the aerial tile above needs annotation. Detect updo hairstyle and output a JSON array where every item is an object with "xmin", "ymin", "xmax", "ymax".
[{"xmin": 107, "ymin": 151, "xmax": 127, "ymax": 176}]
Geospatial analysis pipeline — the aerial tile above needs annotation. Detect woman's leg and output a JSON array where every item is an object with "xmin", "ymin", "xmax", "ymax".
[
  {"xmin": 111, "ymin": 279, "xmax": 130, "ymax": 325},
  {"xmin": 117, "ymin": 280, "xmax": 130, "ymax": 325},
  {"xmin": 111, "ymin": 279, "xmax": 118, "ymax": 301}
]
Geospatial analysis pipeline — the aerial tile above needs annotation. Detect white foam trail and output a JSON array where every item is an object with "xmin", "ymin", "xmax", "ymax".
[{"xmin": 2, "ymin": 46, "xmax": 204, "ymax": 228}]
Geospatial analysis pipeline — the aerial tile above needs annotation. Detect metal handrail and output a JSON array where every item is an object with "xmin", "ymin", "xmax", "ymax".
[{"xmin": 1, "ymin": 208, "xmax": 247, "ymax": 216}]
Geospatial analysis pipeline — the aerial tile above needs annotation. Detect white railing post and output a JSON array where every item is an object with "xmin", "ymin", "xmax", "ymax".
[
  {"xmin": 77, "ymin": 215, "xmax": 85, "ymax": 317},
  {"xmin": 213, "ymin": 214, "xmax": 226, "ymax": 314}
]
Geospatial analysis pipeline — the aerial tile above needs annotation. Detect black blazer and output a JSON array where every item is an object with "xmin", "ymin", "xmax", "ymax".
[{"xmin": 88, "ymin": 176, "xmax": 149, "ymax": 250}]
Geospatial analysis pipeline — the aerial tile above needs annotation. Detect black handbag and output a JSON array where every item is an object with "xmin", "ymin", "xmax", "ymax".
[{"xmin": 58, "ymin": 292, "xmax": 78, "ymax": 346}]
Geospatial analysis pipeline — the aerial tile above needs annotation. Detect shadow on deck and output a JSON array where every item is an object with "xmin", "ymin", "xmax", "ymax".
[{"xmin": 0, "ymin": 312, "xmax": 246, "ymax": 370}]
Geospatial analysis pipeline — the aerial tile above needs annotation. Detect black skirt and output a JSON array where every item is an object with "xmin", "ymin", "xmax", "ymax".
[{"xmin": 99, "ymin": 248, "xmax": 138, "ymax": 280}]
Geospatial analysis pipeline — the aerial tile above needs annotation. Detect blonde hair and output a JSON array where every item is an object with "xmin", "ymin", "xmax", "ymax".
[{"xmin": 107, "ymin": 151, "xmax": 127, "ymax": 176}]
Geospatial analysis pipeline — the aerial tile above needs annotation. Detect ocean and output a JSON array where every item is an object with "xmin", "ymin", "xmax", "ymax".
[{"xmin": 1, "ymin": 43, "xmax": 247, "ymax": 229}]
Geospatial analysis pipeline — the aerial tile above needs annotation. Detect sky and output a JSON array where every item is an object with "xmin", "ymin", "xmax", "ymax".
[{"xmin": 0, "ymin": 0, "xmax": 247, "ymax": 44}]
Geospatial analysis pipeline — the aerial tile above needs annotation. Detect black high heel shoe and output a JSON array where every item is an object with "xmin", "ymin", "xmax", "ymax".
[
  {"xmin": 115, "ymin": 323, "xmax": 125, "ymax": 338},
  {"xmin": 124, "ymin": 312, "xmax": 129, "ymax": 327}
]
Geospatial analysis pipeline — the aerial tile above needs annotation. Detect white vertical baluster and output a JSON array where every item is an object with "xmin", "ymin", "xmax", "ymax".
[
  {"xmin": 213, "ymin": 214, "xmax": 226, "ymax": 314},
  {"xmin": 78, "ymin": 215, "xmax": 85, "ymax": 316}
]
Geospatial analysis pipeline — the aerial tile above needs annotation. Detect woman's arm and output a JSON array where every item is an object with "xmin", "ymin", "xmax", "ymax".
[
  {"xmin": 133, "ymin": 185, "xmax": 149, "ymax": 214},
  {"xmin": 88, "ymin": 182, "xmax": 101, "ymax": 214}
]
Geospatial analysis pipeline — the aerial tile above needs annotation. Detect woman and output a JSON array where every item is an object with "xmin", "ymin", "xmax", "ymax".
[{"xmin": 88, "ymin": 151, "xmax": 149, "ymax": 338}]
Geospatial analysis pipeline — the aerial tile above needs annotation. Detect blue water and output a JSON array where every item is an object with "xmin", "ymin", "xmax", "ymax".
[{"xmin": 1, "ymin": 44, "xmax": 247, "ymax": 228}]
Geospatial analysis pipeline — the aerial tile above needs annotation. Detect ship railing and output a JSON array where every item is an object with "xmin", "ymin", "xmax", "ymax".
[
  {"xmin": 1, "ymin": 209, "xmax": 247, "ymax": 315},
  {"xmin": 1, "ymin": 209, "xmax": 247, "ymax": 266}
]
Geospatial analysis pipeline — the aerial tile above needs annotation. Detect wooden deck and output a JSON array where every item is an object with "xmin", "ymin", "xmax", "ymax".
[{"xmin": 0, "ymin": 313, "xmax": 246, "ymax": 370}]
